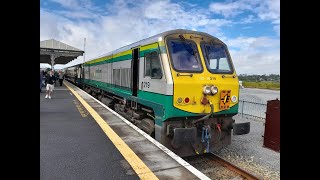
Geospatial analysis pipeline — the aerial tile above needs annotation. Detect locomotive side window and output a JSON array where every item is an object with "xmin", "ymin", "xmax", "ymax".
[
  {"xmin": 201, "ymin": 43, "xmax": 234, "ymax": 74},
  {"xmin": 144, "ymin": 51, "xmax": 162, "ymax": 79},
  {"xmin": 167, "ymin": 39, "xmax": 202, "ymax": 73},
  {"xmin": 145, "ymin": 55, "xmax": 151, "ymax": 77}
]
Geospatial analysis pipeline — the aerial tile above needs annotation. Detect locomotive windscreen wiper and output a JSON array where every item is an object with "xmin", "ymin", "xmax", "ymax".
[{"xmin": 179, "ymin": 34, "xmax": 186, "ymax": 41}]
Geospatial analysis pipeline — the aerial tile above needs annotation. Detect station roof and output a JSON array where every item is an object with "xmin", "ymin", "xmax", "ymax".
[{"xmin": 40, "ymin": 39, "xmax": 84, "ymax": 65}]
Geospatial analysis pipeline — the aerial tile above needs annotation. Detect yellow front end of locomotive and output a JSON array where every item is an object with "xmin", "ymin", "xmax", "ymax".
[{"xmin": 165, "ymin": 33, "xmax": 239, "ymax": 114}]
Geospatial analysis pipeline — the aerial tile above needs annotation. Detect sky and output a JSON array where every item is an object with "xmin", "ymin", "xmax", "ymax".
[{"xmin": 40, "ymin": 0, "xmax": 280, "ymax": 75}]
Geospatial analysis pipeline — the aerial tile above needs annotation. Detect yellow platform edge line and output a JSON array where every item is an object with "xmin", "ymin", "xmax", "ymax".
[{"xmin": 64, "ymin": 82, "xmax": 159, "ymax": 180}]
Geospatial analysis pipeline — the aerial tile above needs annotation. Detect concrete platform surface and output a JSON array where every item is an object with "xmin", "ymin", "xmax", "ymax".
[
  {"xmin": 40, "ymin": 84, "xmax": 139, "ymax": 180},
  {"xmin": 40, "ymin": 82, "xmax": 209, "ymax": 179}
]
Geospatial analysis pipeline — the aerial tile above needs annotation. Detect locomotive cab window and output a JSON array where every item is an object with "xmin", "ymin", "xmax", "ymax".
[
  {"xmin": 144, "ymin": 51, "xmax": 162, "ymax": 79},
  {"xmin": 201, "ymin": 43, "xmax": 234, "ymax": 74},
  {"xmin": 167, "ymin": 39, "xmax": 202, "ymax": 73}
]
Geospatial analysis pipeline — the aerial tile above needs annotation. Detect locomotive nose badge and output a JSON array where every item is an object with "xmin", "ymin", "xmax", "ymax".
[{"xmin": 219, "ymin": 90, "xmax": 231, "ymax": 110}]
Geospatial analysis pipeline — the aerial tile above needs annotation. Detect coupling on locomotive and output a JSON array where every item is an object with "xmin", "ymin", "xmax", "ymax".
[{"xmin": 64, "ymin": 29, "xmax": 250, "ymax": 157}]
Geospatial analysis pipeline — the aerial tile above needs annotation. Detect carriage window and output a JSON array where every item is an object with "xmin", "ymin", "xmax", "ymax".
[
  {"xmin": 201, "ymin": 43, "xmax": 233, "ymax": 74},
  {"xmin": 167, "ymin": 39, "xmax": 202, "ymax": 72},
  {"xmin": 144, "ymin": 51, "xmax": 162, "ymax": 79},
  {"xmin": 95, "ymin": 69, "xmax": 102, "ymax": 79}
]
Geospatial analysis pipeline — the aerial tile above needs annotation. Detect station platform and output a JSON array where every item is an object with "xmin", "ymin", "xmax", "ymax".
[{"xmin": 40, "ymin": 81, "xmax": 209, "ymax": 180}]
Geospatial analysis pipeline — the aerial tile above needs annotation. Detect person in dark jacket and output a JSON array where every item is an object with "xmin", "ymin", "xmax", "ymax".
[
  {"xmin": 45, "ymin": 71, "xmax": 56, "ymax": 99},
  {"xmin": 58, "ymin": 71, "xmax": 64, "ymax": 86}
]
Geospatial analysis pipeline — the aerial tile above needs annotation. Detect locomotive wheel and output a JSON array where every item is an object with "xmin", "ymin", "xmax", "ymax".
[
  {"xmin": 108, "ymin": 101, "xmax": 116, "ymax": 110},
  {"xmin": 138, "ymin": 118, "xmax": 155, "ymax": 137}
]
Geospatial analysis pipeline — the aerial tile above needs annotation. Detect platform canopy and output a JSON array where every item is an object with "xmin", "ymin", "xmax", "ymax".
[{"xmin": 40, "ymin": 39, "xmax": 84, "ymax": 69}]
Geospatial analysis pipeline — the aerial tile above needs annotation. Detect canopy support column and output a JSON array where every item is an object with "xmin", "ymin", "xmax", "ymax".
[{"xmin": 50, "ymin": 54, "xmax": 59, "ymax": 71}]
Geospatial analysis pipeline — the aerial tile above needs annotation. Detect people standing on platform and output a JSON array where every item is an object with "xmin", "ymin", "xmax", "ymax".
[
  {"xmin": 58, "ymin": 71, "xmax": 64, "ymax": 86},
  {"xmin": 45, "ymin": 71, "xmax": 56, "ymax": 99},
  {"xmin": 54, "ymin": 71, "xmax": 59, "ymax": 86}
]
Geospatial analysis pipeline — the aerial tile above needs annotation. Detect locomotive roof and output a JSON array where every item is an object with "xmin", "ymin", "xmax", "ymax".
[
  {"xmin": 89, "ymin": 29, "xmax": 222, "ymax": 62},
  {"xmin": 65, "ymin": 29, "xmax": 222, "ymax": 68}
]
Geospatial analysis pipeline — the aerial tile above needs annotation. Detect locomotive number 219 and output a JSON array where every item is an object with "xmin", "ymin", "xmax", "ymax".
[{"xmin": 142, "ymin": 81, "xmax": 150, "ymax": 88}]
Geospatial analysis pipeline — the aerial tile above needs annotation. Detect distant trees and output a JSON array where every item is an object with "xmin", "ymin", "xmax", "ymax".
[{"xmin": 238, "ymin": 74, "xmax": 280, "ymax": 82}]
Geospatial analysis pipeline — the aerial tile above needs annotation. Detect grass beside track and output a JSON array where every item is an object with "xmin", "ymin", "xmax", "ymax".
[{"xmin": 242, "ymin": 81, "xmax": 280, "ymax": 90}]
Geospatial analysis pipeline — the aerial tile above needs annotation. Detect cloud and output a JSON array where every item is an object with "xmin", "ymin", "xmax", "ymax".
[
  {"xmin": 227, "ymin": 36, "xmax": 279, "ymax": 49},
  {"xmin": 49, "ymin": 0, "xmax": 96, "ymax": 10},
  {"xmin": 256, "ymin": 0, "xmax": 280, "ymax": 22},
  {"xmin": 209, "ymin": 0, "xmax": 279, "ymax": 21},
  {"xmin": 209, "ymin": 0, "xmax": 279, "ymax": 35},
  {"xmin": 238, "ymin": 15, "xmax": 258, "ymax": 24},
  {"xmin": 41, "ymin": 0, "xmax": 233, "ymax": 67},
  {"xmin": 231, "ymin": 50, "xmax": 280, "ymax": 75},
  {"xmin": 225, "ymin": 36, "xmax": 280, "ymax": 75},
  {"xmin": 40, "ymin": 0, "xmax": 279, "ymax": 74},
  {"xmin": 56, "ymin": 10, "xmax": 99, "ymax": 19},
  {"xmin": 40, "ymin": 9, "xmax": 68, "ymax": 40},
  {"xmin": 273, "ymin": 25, "xmax": 280, "ymax": 36},
  {"xmin": 49, "ymin": 0, "xmax": 102, "ymax": 19},
  {"xmin": 209, "ymin": 0, "xmax": 259, "ymax": 18},
  {"xmin": 49, "ymin": 0, "xmax": 80, "ymax": 9},
  {"xmin": 257, "ymin": 0, "xmax": 280, "ymax": 36}
]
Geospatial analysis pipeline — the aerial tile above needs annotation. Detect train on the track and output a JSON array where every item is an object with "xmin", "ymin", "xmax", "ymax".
[{"xmin": 64, "ymin": 29, "xmax": 250, "ymax": 157}]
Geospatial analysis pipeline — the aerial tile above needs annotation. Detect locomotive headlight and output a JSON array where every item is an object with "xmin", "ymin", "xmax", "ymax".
[
  {"xmin": 210, "ymin": 85, "xmax": 218, "ymax": 95},
  {"xmin": 203, "ymin": 85, "xmax": 211, "ymax": 95}
]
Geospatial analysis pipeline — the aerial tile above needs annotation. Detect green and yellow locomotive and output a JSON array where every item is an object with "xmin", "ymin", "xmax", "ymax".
[{"xmin": 65, "ymin": 29, "xmax": 250, "ymax": 157}]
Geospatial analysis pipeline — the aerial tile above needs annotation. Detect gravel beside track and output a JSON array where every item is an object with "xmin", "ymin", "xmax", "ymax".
[
  {"xmin": 183, "ymin": 155, "xmax": 242, "ymax": 180},
  {"xmin": 215, "ymin": 114, "xmax": 280, "ymax": 180}
]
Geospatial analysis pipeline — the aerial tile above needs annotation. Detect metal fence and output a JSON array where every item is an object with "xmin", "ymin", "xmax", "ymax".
[{"xmin": 238, "ymin": 100, "xmax": 267, "ymax": 120}]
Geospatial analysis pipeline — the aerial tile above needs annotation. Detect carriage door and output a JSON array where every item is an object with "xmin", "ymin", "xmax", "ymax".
[{"xmin": 132, "ymin": 48, "xmax": 140, "ymax": 96}]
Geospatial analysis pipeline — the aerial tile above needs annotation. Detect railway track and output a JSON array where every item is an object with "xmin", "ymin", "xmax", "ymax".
[{"xmin": 184, "ymin": 153, "xmax": 260, "ymax": 180}]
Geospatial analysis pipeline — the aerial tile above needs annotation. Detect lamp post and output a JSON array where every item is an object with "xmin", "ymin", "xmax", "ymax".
[{"xmin": 50, "ymin": 54, "xmax": 55, "ymax": 71}]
